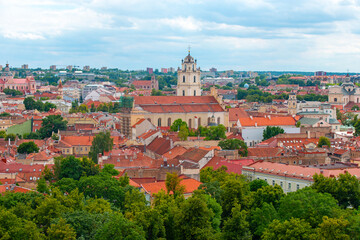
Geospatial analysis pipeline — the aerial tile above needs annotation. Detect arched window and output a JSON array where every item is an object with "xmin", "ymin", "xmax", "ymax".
[
  {"xmin": 158, "ymin": 118, "xmax": 162, "ymax": 127},
  {"xmin": 183, "ymin": 90, "xmax": 185, "ymax": 96},
  {"xmin": 198, "ymin": 118, "xmax": 201, "ymax": 127},
  {"xmin": 334, "ymin": 98, "xmax": 337, "ymax": 102},
  {"xmin": 207, "ymin": 117, "xmax": 211, "ymax": 125},
  {"xmin": 167, "ymin": 118, "xmax": 171, "ymax": 127},
  {"xmin": 193, "ymin": 76, "xmax": 196, "ymax": 83},
  {"xmin": 183, "ymin": 76, "xmax": 185, "ymax": 83},
  {"xmin": 217, "ymin": 117, "xmax": 221, "ymax": 125},
  {"xmin": 188, "ymin": 119, "xmax": 192, "ymax": 129},
  {"xmin": 192, "ymin": 65, "xmax": 194, "ymax": 71},
  {"xmin": 194, "ymin": 90, "xmax": 196, "ymax": 96}
]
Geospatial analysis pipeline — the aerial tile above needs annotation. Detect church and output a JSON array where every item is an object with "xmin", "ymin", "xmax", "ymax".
[
  {"xmin": 328, "ymin": 74, "xmax": 360, "ymax": 105},
  {"xmin": 119, "ymin": 51, "xmax": 228, "ymax": 137},
  {"xmin": 0, "ymin": 64, "xmax": 36, "ymax": 94}
]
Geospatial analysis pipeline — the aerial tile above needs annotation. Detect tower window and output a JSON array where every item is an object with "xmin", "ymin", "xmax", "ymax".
[
  {"xmin": 194, "ymin": 76, "xmax": 196, "ymax": 83},
  {"xmin": 194, "ymin": 90, "xmax": 196, "ymax": 96},
  {"xmin": 183, "ymin": 90, "xmax": 185, "ymax": 96},
  {"xmin": 167, "ymin": 118, "xmax": 171, "ymax": 127},
  {"xmin": 183, "ymin": 76, "xmax": 185, "ymax": 83}
]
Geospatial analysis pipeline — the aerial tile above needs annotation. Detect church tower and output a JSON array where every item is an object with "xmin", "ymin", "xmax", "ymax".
[
  {"xmin": 288, "ymin": 93, "xmax": 297, "ymax": 115},
  {"xmin": 177, "ymin": 50, "xmax": 201, "ymax": 96}
]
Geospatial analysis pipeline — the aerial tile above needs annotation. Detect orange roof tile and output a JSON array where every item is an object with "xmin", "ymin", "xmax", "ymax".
[{"xmin": 141, "ymin": 178, "xmax": 202, "ymax": 196}]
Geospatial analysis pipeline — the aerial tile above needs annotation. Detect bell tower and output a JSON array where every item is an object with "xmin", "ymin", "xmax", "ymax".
[
  {"xmin": 288, "ymin": 93, "xmax": 297, "ymax": 115},
  {"xmin": 176, "ymin": 49, "xmax": 201, "ymax": 96}
]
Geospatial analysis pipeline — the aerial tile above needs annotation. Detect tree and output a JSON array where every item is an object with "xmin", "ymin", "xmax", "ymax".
[
  {"xmin": 252, "ymin": 184, "xmax": 284, "ymax": 209},
  {"xmin": 3, "ymin": 88, "xmax": 23, "ymax": 96},
  {"xmin": 5, "ymin": 133, "xmax": 16, "ymax": 141},
  {"xmin": 205, "ymin": 124, "xmax": 227, "ymax": 140},
  {"xmin": 89, "ymin": 131, "xmax": 113, "ymax": 164},
  {"xmin": 165, "ymin": 172, "xmax": 185, "ymax": 198},
  {"xmin": 262, "ymin": 126, "xmax": 284, "ymax": 141},
  {"xmin": 36, "ymin": 177, "xmax": 49, "ymax": 194},
  {"xmin": 44, "ymin": 102, "xmax": 57, "ymax": 112},
  {"xmin": 296, "ymin": 121, "xmax": 301, "ymax": 127},
  {"xmin": 317, "ymin": 136, "xmax": 330, "ymax": 148},
  {"xmin": 134, "ymin": 208, "xmax": 166, "ymax": 240},
  {"xmin": 24, "ymin": 97, "xmax": 36, "ymax": 110},
  {"xmin": 151, "ymin": 89, "xmax": 164, "ymax": 96},
  {"xmin": 277, "ymin": 188, "xmax": 339, "ymax": 227},
  {"xmin": 38, "ymin": 115, "xmax": 67, "ymax": 139},
  {"xmin": 351, "ymin": 105, "xmax": 360, "ymax": 111},
  {"xmin": 178, "ymin": 124, "xmax": 189, "ymax": 141},
  {"xmin": 218, "ymin": 138, "xmax": 248, "ymax": 157},
  {"xmin": 90, "ymin": 103, "xmax": 96, "ymax": 112},
  {"xmin": 59, "ymin": 156, "xmax": 83, "ymax": 180},
  {"xmin": 47, "ymin": 218, "xmax": 77, "ymax": 240},
  {"xmin": 17, "ymin": 141, "xmax": 39, "ymax": 154},
  {"xmin": 176, "ymin": 195, "xmax": 215, "ymax": 240},
  {"xmin": 93, "ymin": 213, "xmax": 146, "ymax": 240},
  {"xmin": 261, "ymin": 218, "xmax": 313, "ymax": 240},
  {"xmin": 250, "ymin": 179, "xmax": 269, "ymax": 192},
  {"xmin": 250, "ymin": 203, "xmax": 278, "ymax": 239},
  {"xmin": 222, "ymin": 203, "xmax": 251, "ymax": 240},
  {"xmin": 170, "ymin": 119, "xmax": 187, "ymax": 132},
  {"xmin": 313, "ymin": 216, "xmax": 350, "ymax": 240},
  {"xmin": 312, "ymin": 172, "xmax": 360, "ymax": 209},
  {"xmin": 0, "ymin": 130, "xmax": 6, "ymax": 138}
]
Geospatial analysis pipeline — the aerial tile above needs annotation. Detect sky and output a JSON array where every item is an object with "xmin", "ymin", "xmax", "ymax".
[{"xmin": 1, "ymin": 0, "xmax": 360, "ymax": 72}]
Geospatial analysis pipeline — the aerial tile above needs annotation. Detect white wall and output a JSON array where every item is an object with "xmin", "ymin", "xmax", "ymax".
[{"xmin": 242, "ymin": 126, "xmax": 300, "ymax": 146}]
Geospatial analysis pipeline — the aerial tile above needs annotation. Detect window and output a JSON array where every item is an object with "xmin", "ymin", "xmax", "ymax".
[
  {"xmin": 288, "ymin": 183, "xmax": 291, "ymax": 190},
  {"xmin": 334, "ymin": 98, "xmax": 337, "ymax": 102},
  {"xmin": 188, "ymin": 119, "xmax": 192, "ymax": 129},
  {"xmin": 296, "ymin": 184, "xmax": 300, "ymax": 190},
  {"xmin": 198, "ymin": 118, "xmax": 201, "ymax": 127},
  {"xmin": 183, "ymin": 76, "xmax": 185, "ymax": 83},
  {"xmin": 183, "ymin": 90, "xmax": 185, "ymax": 96},
  {"xmin": 272, "ymin": 180, "xmax": 275, "ymax": 186},
  {"xmin": 168, "ymin": 118, "xmax": 171, "ymax": 127},
  {"xmin": 207, "ymin": 117, "xmax": 211, "ymax": 125},
  {"xmin": 30, "ymin": 177, "xmax": 32, "ymax": 181},
  {"xmin": 194, "ymin": 90, "xmax": 196, "ymax": 96},
  {"xmin": 67, "ymin": 149, "xmax": 69, "ymax": 153},
  {"xmin": 157, "ymin": 118, "xmax": 161, "ymax": 127},
  {"xmin": 264, "ymin": 178, "xmax": 267, "ymax": 183},
  {"xmin": 280, "ymin": 181, "xmax": 283, "ymax": 188},
  {"xmin": 193, "ymin": 76, "xmax": 196, "ymax": 83},
  {"xmin": 217, "ymin": 117, "xmax": 220, "ymax": 125},
  {"xmin": 33, "ymin": 169, "xmax": 36, "ymax": 172}
]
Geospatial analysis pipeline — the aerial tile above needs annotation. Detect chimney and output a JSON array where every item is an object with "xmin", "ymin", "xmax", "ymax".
[{"xmin": 307, "ymin": 130, "xmax": 310, "ymax": 139}]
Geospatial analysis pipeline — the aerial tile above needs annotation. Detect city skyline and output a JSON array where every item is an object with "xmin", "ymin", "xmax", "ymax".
[{"xmin": 1, "ymin": 0, "xmax": 360, "ymax": 72}]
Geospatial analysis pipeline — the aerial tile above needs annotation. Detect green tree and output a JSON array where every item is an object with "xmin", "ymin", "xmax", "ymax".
[
  {"xmin": 312, "ymin": 172, "xmax": 360, "ymax": 209},
  {"xmin": 24, "ymin": 97, "xmax": 36, "ymax": 110},
  {"xmin": 47, "ymin": 218, "xmax": 77, "ymax": 240},
  {"xmin": 218, "ymin": 138, "xmax": 248, "ymax": 157},
  {"xmin": 0, "ymin": 130, "xmax": 6, "ymax": 138},
  {"xmin": 252, "ymin": 184, "xmax": 284, "ymax": 209},
  {"xmin": 250, "ymin": 203, "xmax": 278, "ymax": 239},
  {"xmin": 278, "ymin": 188, "xmax": 339, "ymax": 227},
  {"xmin": 5, "ymin": 133, "xmax": 16, "ymax": 141},
  {"xmin": 205, "ymin": 124, "xmax": 227, "ymax": 140},
  {"xmin": 313, "ymin": 216, "xmax": 350, "ymax": 240},
  {"xmin": 17, "ymin": 141, "xmax": 39, "ymax": 154},
  {"xmin": 178, "ymin": 124, "xmax": 189, "ymax": 141},
  {"xmin": 351, "ymin": 105, "xmax": 360, "ymax": 111},
  {"xmin": 170, "ymin": 119, "xmax": 187, "ymax": 132},
  {"xmin": 250, "ymin": 179, "xmax": 269, "ymax": 192},
  {"xmin": 44, "ymin": 102, "xmax": 57, "ymax": 112},
  {"xmin": 134, "ymin": 208, "xmax": 166, "ymax": 240},
  {"xmin": 38, "ymin": 115, "xmax": 67, "ymax": 139},
  {"xmin": 176, "ymin": 195, "xmax": 215, "ymax": 240},
  {"xmin": 85, "ymin": 198, "xmax": 113, "ymax": 214},
  {"xmin": 261, "ymin": 218, "xmax": 313, "ymax": 240},
  {"xmin": 59, "ymin": 156, "xmax": 83, "ymax": 180},
  {"xmin": 36, "ymin": 177, "xmax": 49, "ymax": 194},
  {"xmin": 90, "ymin": 103, "xmax": 96, "ymax": 112},
  {"xmin": 317, "ymin": 136, "xmax": 331, "ymax": 148},
  {"xmin": 296, "ymin": 121, "xmax": 301, "ymax": 127},
  {"xmin": 165, "ymin": 172, "xmax": 186, "ymax": 198},
  {"xmin": 262, "ymin": 126, "xmax": 284, "ymax": 141},
  {"xmin": 93, "ymin": 213, "xmax": 146, "ymax": 240},
  {"xmin": 89, "ymin": 131, "xmax": 113, "ymax": 164},
  {"xmin": 222, "ymin": 203, "xmax": 251, "ymax": 240}
]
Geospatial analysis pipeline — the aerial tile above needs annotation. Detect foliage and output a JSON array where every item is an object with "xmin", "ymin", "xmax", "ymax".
[
  {"xmin": 5, "ymin": 133, "xmax": 16, "ymax": 141},
  {"xmin": 23, "ymin": 97, "xmax": 56, "ymax": 112},
  {"xmin": 165, "ymin": 172, "xmax": 185, "ymax": 198},
  {"xmin": 89, "ymin": 131, "xmax": 113, "ymax": 164},
  {"xmin": 3, "ymin": 88, "xmax": 23, "ymax": 96},
  {"xmin": 0, "ymin": 112, "xmax": 11, "ymax": 117},
  {"xmin": 47, "ymin": 218, "xmax": 77, "ymax": 240},
  {"xmin": 170, "ymin": 119, "xmax": 187, "ymax": 132},
  {"xmin": 218, "ymin": 138, "xmax": 248, "ymax": 157},
  {"xmin": 262, "ymin": 218, "xmax": 313, "ymax": 240},
  {"xmin": 17, "ymin": 141, "xmax": 39, "ymax": 154},
  {"xmin": 178, "ymin": 125, "xmax": 189, "ymax": 141},
  {"xmin": 262, "ymin": 126, "xmax": 284, "ymax": 141},
  {"xmin": 222, "ymin": 203, "xmax": 251, "ymax": 240},
  {"xmin": 205, "ymin": 124, "xmax": 227, "ymax": 140},
  {"xmin": 250, "ymin": 179, "xmax": 269, "ymax": 192},
  {"xmin": 38, "ymin": 115, "xmax": 67, "ymax": 139},
  {"xmin": 317, "ymin": 136, "xmax": 331, "ymax": 148},
  {"xmin": 351, "ymin": 105, "xmax": 360, "ymax": 111},
  {"xmin": 312, "ymin": 172, "xmax": 360, "ymax": 209},
  {"xmin": 151, "ymin": 88, "xmax": 165, "ymax": 96}
]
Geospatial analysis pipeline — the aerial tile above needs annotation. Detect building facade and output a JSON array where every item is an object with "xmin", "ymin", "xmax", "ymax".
[
  {"xmin": 0, "ymin": 64, "xmax": 36, "ymax": 94},
  {"xmin": 176, "ymin": 51, "xmax": 201, "ymax": 96}
]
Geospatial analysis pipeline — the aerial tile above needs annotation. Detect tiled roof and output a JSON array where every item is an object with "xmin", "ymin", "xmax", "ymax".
[
  {"xmin": 162, "ymin": 146, "xmax": 187, "ymax": 159},
  {"xmin": 147, "ymin": 137, "xmax": 171, "ymax": 155},
  {"xmin": 141, "ymin": 178, "xmax": 202, "ymax": 196},
  {"xmin": 229, "ymin": 108, "xmax": 248, "ymax": 122},
  {"xmin": 239, "ymin": 116, "xmax": 296, "ymax": 127},
  {"xmin": 176, "ymin": 148, "xmax": 210, "ymax": 163},
  {"xmin": 60, "ymin": 136, "xmax": 94, "ymax": 146},
  {"xmin": 247, "ymin": 147, "xmax": 283, "ymax": 158}
]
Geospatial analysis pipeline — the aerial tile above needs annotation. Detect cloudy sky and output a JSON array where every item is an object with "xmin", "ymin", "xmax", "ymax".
[{"xmin": 1, "ymin": 0, "xmax": 360, "ymax": 72}]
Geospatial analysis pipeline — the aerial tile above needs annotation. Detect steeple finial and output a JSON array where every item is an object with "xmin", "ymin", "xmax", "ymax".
[{"xmin": 188, "ymin": 45, "xmax": 191, "ymax": 55}]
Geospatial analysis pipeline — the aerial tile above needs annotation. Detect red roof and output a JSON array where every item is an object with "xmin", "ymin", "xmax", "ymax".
[
  {"xmin": 239, "ymin": 116, "xmax": 296, "ymax": 127},
  {"xmin": 229, "ymin": 108, "xmax": 249, "ymax": 122},
  {"xmin": 141, "ymin": 178, "xmax": 202, "ymax": 196}
]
